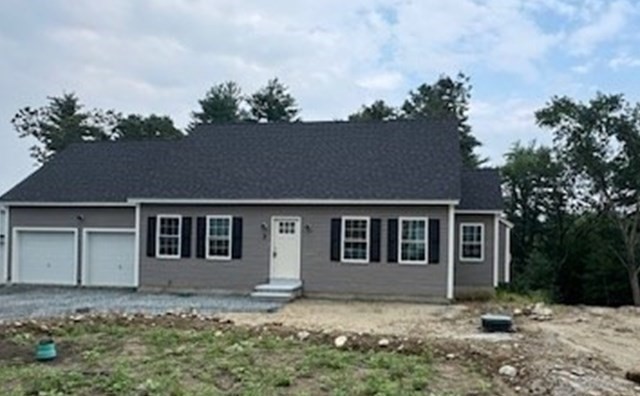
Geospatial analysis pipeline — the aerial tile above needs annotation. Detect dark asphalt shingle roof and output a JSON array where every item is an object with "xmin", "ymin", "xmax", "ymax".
[
  {"xmin": 0, "ymin": 120, "xmax": 498, "ymax": 207},
  {"xmin": 458, "ymin": 169, "xmax": 503, "ymax": 210}
]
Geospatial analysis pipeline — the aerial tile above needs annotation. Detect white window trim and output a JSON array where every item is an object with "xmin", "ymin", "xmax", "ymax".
[
  {"xmin": 205, "ymin": 215, "xmax": 233, "ymax": 261},
  {"xmin": 156, "ymin": 215, "xmax": 182, "ymax": 259},
  {"xmin": 398, "ymin": 216, "xmax": 429, "ymax": 265},
  {"xmin": 340, "ymin": 216, "xmax": 370, "ymax": 264},
  {"xmin": 459, "ymin": 222, "xmax": 485, "ymax": 262}
]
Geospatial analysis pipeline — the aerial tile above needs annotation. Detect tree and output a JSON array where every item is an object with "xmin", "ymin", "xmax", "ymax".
[
  {"xmin": 501, "ymin": 142, "xmax": 569, "ymax": 296},
  {"xmin": 189, "ymin": 81, "xmax": 246, "ymax": 130},
  {"xmin": 247, "ymin": 78, "xmax": 300, "ymax": 122},
  {"xmin": 536, "ymin": 93, "xmax": 640, "ymax": 306},
  {"xmin": 11, "ymin": 93, "xmax": 115, "ymax": 163},
  {"xmin": 401, "ymin": 73, "xmax": 484, "ymax": 168},
  {"xmin": 113, "ymin": 114, "xmax": 183, "ymax": 141},
  {"xmin": 348, "ymin": 100, "xmax": 398, "ymax": 121}
]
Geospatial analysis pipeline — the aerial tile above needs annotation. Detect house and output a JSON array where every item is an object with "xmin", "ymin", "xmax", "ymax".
[{"xmin": 0, "ymin": 120, "xmax": 512, "ymax": 301}]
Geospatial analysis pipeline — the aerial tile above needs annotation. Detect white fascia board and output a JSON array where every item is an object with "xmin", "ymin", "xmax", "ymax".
[
  {"xmin": 2, "ymin": 201, "xmax": 134, "ymax": 207},
  {"xmin": 128, "ymin": 198, "xmax": 460, "ymax": 205}
]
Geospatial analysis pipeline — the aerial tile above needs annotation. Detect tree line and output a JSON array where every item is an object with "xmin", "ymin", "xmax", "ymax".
[
  {"xmin": 13, "ymin": 74, "xmax": 483, "ymax": 167},
  {"xmin": 11, "ymin": 75, "xmax": 640, "ymax": 306}
]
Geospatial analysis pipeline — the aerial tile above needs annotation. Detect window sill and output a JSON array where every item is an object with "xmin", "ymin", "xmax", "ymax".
[
  {"xmin": 459, "ymin": 258, "xmax": 484, "ymax": 263},
  {"xmin": 340, "ymin": 260, "xmax": 369, "ymax": 265},
  {"xmin": 205, "ymin": 256, "xmax": 232, "ymax": 261},
  {"xmin": 398, "ymin": 261, "xmax": 428, "ymax": 266},
  {"xmin": 156, "ymin": 256, "xmax": 181, "ymax": 260}
]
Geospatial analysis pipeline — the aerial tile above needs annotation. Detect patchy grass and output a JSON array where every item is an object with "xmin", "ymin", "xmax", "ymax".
[
  {"xmin": 493, "ymin": 288, "xmax": 551, "ymax": 305},
  {"xmin": 0, "ymin": 318, "xmax": 495, "ymax": 395}
]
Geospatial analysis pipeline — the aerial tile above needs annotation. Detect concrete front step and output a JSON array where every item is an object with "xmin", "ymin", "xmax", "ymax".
[
  {"xmin": 250, "ymin": 290, "xmax": 297, "ymax": 301},
  {"xmin": 254, "ymin": 281, "xmax": 302, "ymax": 293},
  {"xmin": 251, "ymin": 279, "xmax": 302, "ymax": 301}
]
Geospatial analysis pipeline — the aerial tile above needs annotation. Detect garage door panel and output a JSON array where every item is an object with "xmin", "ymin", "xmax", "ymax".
[
  {"xmin": 84, "ymin": 231, "xmax": 135, "ymax": 287},
  {"xmin": 16, "ymin": 231, "xmax": 77, "ymax": 285}
]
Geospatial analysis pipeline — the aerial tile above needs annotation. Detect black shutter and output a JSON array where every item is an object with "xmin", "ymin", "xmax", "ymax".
[
  {"xmin": 330, "ymin": 218, "xmax": 341, "ymax": 261},
  {"xmin": 232, "ymin": 217, "xmax": 243, "ymax": 259},
  {"xmin": 196, "ymin": 217, "xmax": 206, "ymax": 258},
  {"xmin": 370, "ymin": 219, "xmax": 381, "ymax": 262},
  {"xmin": 429, "ymin": 219, "xmax": 440, "ymax": 264},
  {"xmin": 181, "ymin": 217, "xmax": 192, "ymax": 258},
  {"xmin": 387, "ymin": 219, "xmax": 398, "ymax": 263},
  {"xmin": 146, "ymin": 216, "xmax": 157, "ymax": 257}
]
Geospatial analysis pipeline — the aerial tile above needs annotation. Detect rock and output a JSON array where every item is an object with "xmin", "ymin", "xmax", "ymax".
[
  {"xmin": 334, "ymin": 335, "xmax": 347, "ymax": 348},
  {"xmin": 513, "ymin": 308, "xmax": 523, "ymax": 316},
  {"xmin": 528, "ymin": 378, "xmax": 547, "ymax": 394},
  {"xmin": 571, "ymin": 368, "xmax": 585, "ymax": 377},
  {"xmin": 626, "ymin": 367, "xmax": 640, "ymax": 384},
  {"xmin": 378, "ymin": 338, "xmax": 390, "ymax": 347},
  {"xmin": 446, "ymin": 353, "xmax": 456, "ymax": 360},
  {"xmin": 531, "ymin": 303, "xmax": 553, "ymax": 321},
  {"xmin": 499, "ymin": 365, "xmax": 518, "ymax": 378},
  {"xmin": 296, "ymin": 331, "xmax": 310, "ymax": 341}
]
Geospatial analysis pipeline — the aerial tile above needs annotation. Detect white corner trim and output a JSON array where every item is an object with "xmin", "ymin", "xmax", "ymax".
[
  {"xmin": 81, "ymin": 228, "xmax": 135, "ymax": 286},
  {"xmin": 205, "ymin": 215, "xmax": 233, "ymax": 261},
  {"xmin": 505, "ymin": 226, "xmax": 512, "ymax": 283},
  {"xmin": 493, "ymin": 215, "xmax": 500, "ymax": 287},
  {"xmin": 340, "ymin": 216, "xmax": 370, "ymax": 264},
  {"xmin": 459, "ymin": 222, "xmax": 485, "ymax": 262},
  {"xmin": 446, "ymin": 205, "xmax": 455, "ymax": 300},
  {"xmin": 2, "ymin": 201, "xmax": 134, "ymax": 207},
  {"xmin": 156, "ymin": 214, "xmax": 182, "ymax": 259},
  {"xmin": 128, "ymin": 198, "xmax": 460, "ymax": 206},
  {"xmin": 397, "ymin": 216, "xmax": 429, "ymax": 265},
  {"xmin": 2, "ymin": 206, "xmax": 8, "ymax": 283},
  {"xmin": 134, "ymin": 204, "xmax": 141, "ymax": 287},
  {"xmin": 499, "ymin": 217, "xmax": 514, "ymax": 228},
  {"xmin": 11, "ymin": 227, "xmax": 79, "ymax": 285}
]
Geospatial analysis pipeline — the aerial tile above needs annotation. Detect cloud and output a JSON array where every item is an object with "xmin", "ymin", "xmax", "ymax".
[
  {"xmin": 568, "ymin": 0, "xmax": 635, "ymax": 55},
  {"xmin": 470, "ymin": 98, "xmax": 549, "ymax": 166},
  {"xmin": 356, "ymin": 72, "xmax": 404, "ymax": 90},
  {"xmin": 608, "ymin": 53, "xmax": 640, "ymax": 70}
]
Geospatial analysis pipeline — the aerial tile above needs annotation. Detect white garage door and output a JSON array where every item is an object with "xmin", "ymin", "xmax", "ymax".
[
  {"xmin": 14, "ymin": 229, "xmax": 77, "ymax": 285},
  {"xmin": 83, "ymin": 229, "xmax": 135, "ymax": 287}
]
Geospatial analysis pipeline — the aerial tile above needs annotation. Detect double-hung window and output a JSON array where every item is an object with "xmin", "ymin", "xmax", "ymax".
[
  {"xmin": 460, "ymin": 223, "xmax": 484, "ymax": 261},
  {"xmin": 341, "ymin": 217, "xmax": 370, "ymax": 263},
  {"xmin": 399, "ymin": 217, "xmax": 428, "ymax": 264},
  {"xmin": 157, "ymin": 215, "xmax": 182, "ymax": 258},
  {"xmin": 207, "ymin": 215, "xmax": 232, "ymax": 260}
]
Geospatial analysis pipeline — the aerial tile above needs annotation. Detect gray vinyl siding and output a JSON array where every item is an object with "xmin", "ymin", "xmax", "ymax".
[
  {"xmin": 6, "ymin": 207, "xmax": 135, "ymax": 282},
  {"xmin": 140, "ymin": 205, "xmax": 450, "ymax": 298},
  {"xmin": 454, "ymin": 214, "xmax": 496, "ymax": 292}
]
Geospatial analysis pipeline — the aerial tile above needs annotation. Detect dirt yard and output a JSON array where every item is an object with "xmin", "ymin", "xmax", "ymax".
[
  {"xmin": 1, "ymin": 298, "xmax": 639, "ymax": 395},
  {"xmin": 222, "ymin": 299, "xmax": 640, "ymax": 395}
]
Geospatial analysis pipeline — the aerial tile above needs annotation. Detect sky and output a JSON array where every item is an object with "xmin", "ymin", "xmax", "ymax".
[{"xmin": 1, "ymin": 0, "xmax": 640, "ymax": 195}]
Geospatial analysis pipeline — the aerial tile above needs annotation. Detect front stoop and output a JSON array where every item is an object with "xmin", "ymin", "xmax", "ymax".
[{"xmin": 250, "ymin": 279, "xmax": 302, "ymax": 301}]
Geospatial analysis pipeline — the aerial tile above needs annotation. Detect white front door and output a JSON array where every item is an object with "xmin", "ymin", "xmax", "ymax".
[
  {"xmin": 83, "ymin": 229, "xmax": 136, "ymax": 287},
  {"xmin": 270, "ymin": 217, "xmax": 301, "ymax": 280}
]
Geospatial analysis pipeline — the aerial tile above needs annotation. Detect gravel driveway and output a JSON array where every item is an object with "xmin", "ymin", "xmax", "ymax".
[{"xmin": 0, "ymin": 286, "xmax": 282, "ymax": 322}]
